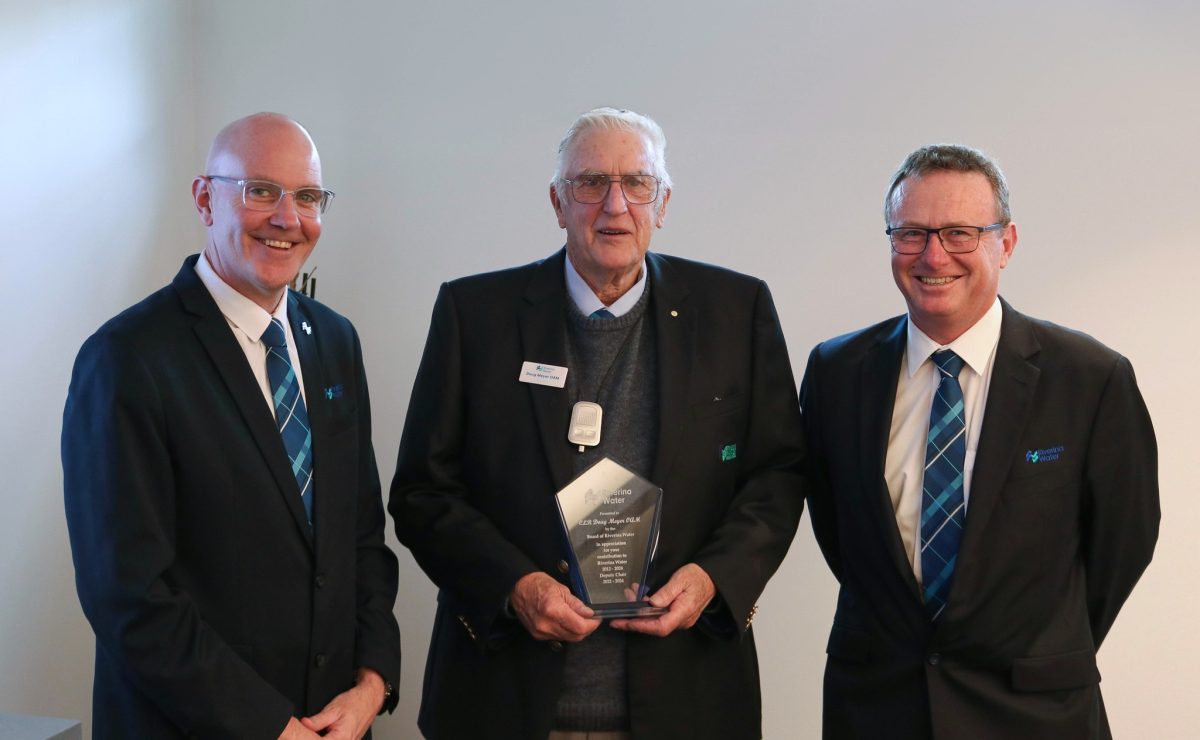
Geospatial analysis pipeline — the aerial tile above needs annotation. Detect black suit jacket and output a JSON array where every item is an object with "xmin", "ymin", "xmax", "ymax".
[
  {"xmin": 390, "ymin": 249, "xmax": 806, "ymax": 739},
  {"xmin": 62, "ymin": 255, "xmax": 401, "ymax": 739},
  {"xmin": 800, "ymin": 299, "xmax": 1159, "ymax": 740}
]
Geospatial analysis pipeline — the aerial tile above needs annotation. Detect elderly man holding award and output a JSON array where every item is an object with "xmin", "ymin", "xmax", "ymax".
[{"xmin": 390, "ymin": 107, "xmax": 806, "ymax": 740}]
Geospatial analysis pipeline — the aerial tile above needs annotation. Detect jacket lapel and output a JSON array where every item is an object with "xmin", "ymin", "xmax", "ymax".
[
  {"xmin": 648, "ymin": 253, "xmax": 693, "ymax": 485},
  {"xmin": 955, "ymin": 299, "xmax": 1041, "ymax": 578},
  {"xmin": 173, "ymin": 257, "xmax": 314, "ymax": 548},
  {"xmin": 518, "ymin": 250, "xmax": 575, "ymax": 491},
  {"xmin": 858, "ymin": 318, "xmax": 922, "ymax": 600}
]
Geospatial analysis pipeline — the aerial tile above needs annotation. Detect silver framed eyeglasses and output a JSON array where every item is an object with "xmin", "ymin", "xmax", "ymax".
[
  {"xmin": 206, "ymin": 175, "xmax": 335, "ymax": 216},
  {"xmin": 886, "ymin": 223, "xmax": 1005, "ymax": 254},
  {"xmin": 562, "ymin": 173, "xmax": 660, "ymax": 205}
]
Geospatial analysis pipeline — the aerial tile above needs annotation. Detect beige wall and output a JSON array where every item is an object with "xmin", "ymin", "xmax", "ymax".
[{"xmin": 3, "ymin": 0, "xmax": 1197, "ymax": 737}]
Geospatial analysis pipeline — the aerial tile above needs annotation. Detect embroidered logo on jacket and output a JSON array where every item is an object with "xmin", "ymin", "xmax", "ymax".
[{"xmin": 1025, "ymin": 445, "xmax": 1065, "ymax": 464}]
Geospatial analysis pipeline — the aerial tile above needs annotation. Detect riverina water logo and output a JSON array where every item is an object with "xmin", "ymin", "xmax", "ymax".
[
  {"xmin": 1025, "ymin": 445, "xmax": 1065, "ymax": 464},
  {"xmin": 584, "ymin": 487, "xmax": 633, "ymax": 506}
]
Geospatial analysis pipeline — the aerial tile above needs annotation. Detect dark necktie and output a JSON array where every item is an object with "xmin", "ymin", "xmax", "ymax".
[
  {"xmin": 262, "ymin": 318, "xmax": 314, "ymax": 526},
  {"xmin": 920, "ymin": 350, "xmax": 967, "ymax": 621},
  {"xmin": 591, "ymin": 308, "xmax": 615, "ymax": 319}
]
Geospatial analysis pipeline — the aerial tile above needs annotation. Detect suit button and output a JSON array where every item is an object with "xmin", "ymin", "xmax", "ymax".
[
  {"xmin": 557, "ymin": 560, "xmax": 570, "ymax": 574},
  {"xmin": 549, "ymin": 641, "xmax": 564, "ymax": 653},
  {"xmin": 315, "ymin": 574, "xmax": 326, "ymax": 589},
  {"xmin": 927, "ymin": 653, "xmax": 940, "ymax": 666},
  {"xmin": 314, "ymin": 653, "xmax": 327, "ymax": 668}
]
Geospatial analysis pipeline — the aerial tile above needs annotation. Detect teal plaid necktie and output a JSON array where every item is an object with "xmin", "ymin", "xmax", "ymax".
[
  {"xmin": 920, "ymin": 350, "xmax": 966, "ymax": 621},
  {"xmin": 262, "ymin": 318, "xmax": 314, "ymax": 526}
]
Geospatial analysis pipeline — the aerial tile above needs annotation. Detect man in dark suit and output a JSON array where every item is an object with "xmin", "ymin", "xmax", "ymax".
[
  {"xmin": 390, "ymin": 107, "xmax": 806, "ymax": 739},
  {"xmin": 801, "ymin": 144, "xmax": 1159, "ymax": 739},
  {"xmin": 63, "ymin": 113, "xmax": 400, "ymax": 740}
]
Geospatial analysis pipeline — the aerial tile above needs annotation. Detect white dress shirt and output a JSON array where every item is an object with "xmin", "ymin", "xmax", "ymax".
[
  {"xmin": 194, "ymin": 250, "xmax": 307, "ymax": 412},
  {"xmin": 564, "ymin": 254, "xmax": 648, "ymax": 317},
  {"xmin": 885, "ymin": 298, "xmax": 1002, "ymax": 583}
]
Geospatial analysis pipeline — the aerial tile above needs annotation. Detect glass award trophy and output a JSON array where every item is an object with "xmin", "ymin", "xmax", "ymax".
[{"xmin": 555, "ymin": 457, "xmax": 666, "ymax": 618}]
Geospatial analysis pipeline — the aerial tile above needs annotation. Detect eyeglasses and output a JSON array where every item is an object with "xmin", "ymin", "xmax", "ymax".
[
  {"xmin": 206, "ymin": 176, "xmax": 335, "ymax": 216},
  {"xmin": 561, "ymin": 173, "xmax": 660, "ymax": 205},
  {"xmin": 886, "ymin": 223, "xmax": 1005, "ymax": 254}
]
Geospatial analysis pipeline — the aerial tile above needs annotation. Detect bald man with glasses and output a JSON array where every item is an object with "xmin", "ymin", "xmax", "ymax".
[{"xmin": 63, "ymin": 113, "xmax": 400, "ymax": 740}]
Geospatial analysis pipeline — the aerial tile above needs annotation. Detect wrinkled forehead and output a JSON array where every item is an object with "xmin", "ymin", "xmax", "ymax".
[
  {"xmin": 890, "ymin": 170, "xmax": 996, "ymax": 218},
  {"xmin": 564, "ymin": 128, "xmax": 656, "ymax": 175}
]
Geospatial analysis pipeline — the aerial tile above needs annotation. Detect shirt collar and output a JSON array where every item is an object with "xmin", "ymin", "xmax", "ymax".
[
  {"xmin": 564, "ymin": 253, "xmax": 648, "ymax": 318},
  {"xmin": 194, "ymin": 249, "xmax": 290, "ymax": 342},
  {"xmin": 904, "ymin": 297, "xmax": 1003, "ymax": 378}
]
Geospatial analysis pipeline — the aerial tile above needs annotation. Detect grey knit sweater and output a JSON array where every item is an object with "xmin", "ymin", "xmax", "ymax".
[{"xmin": 554, "ymin": 282, "xmax": 659, "ymax": 732}]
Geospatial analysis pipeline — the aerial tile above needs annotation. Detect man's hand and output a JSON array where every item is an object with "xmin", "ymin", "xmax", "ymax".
[
  {"xmin": 610, "ymin": 563, "xmax": 715, "ymax": 637},
  {"xmin": 278, "ymin": 717, "xmax": 321, "ymax": 739},
  {"xmin": 510, "ymin": 571, "xmax": 600, "ymax": 642},
  {"xmin": 298, "ymin": 667, "xmax": 387, "ymax": 740}
]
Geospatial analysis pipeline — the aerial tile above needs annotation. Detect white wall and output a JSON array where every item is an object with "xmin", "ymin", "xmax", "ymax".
[
  {"xmin": 0, "ymin": 0, "xmax": 198, "ymax": 729},
  {"xmin": 3, "ymin": 1, "xmax": 1197, "ymax": 737}
]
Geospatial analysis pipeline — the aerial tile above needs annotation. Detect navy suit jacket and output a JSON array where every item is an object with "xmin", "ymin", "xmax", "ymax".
[
  {"xmin": 390, "ymin": 249, "xmax": 806, "ymax": 739},
  {"xmin": 801, "ymin": 299, "xmax": 1159, "ymax": 740},
  {"xmin": 63, "ymin": 255, "xmax": 400, "ymax": 739}
]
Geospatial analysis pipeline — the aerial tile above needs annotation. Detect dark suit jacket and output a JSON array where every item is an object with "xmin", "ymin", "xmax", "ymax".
[
  {"xmin": 390, "ymin": 249, "xmax": 806, "ymax": 739},
  {"xmin": 62, "ymin": 255, "xmax": 401, "ymax": 740},
  {"xmin": 800, "ymin": 299, "xmax": 1159, "ymax": 740}
]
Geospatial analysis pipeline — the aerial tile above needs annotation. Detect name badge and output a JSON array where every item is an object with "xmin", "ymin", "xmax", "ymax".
[{"xmin": 518, "ymin": 361, "xmax": 568, "ymax": 388}]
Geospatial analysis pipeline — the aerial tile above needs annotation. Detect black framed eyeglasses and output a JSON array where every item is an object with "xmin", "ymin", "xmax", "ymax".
[
  {"xmin": 886, "ymin": 223, "xmax": 1005, "ymax": 254},
  {"xmin": 206, "ymin": 175, "xmax": 335, "ymax": 216},
  {"xmin": 561, "ymin": 173, "xmax": 660, "ymax": 205}
]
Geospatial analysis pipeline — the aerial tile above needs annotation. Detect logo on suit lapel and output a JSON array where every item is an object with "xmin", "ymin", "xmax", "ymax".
[
  {"xmin": 301, "ymin": 321, "xmax": 312, "ymax": 335},
  {"xmin": 1025, "ymin": 445, "xmax": 1065, "ymax": 464},
  {"xmin": 720, "ymin": 443, "xmax": 737, "ymax": 462},
  {"xmin": 324, "ymin": 384, "xmax": 343, "ymax": 400}
]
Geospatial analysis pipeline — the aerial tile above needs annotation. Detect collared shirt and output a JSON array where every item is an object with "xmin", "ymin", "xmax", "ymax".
[
  {"xmin": 194, "ymin": 250, "xmax": 307, "ymax": 412},
  {"xmin": 885, "ymin": 298, "xmax": 1002, "ymax": 584},
  {"xmin": 564, "ymin": 253, "xmax": 648, "ymax": 317}
]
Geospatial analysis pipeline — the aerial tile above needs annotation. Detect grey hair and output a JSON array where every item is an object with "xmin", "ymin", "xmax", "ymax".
[
  {"xmin": 551, "ymin": 107, "xmax": 673, "ymax": 202},
  {"xmin": 884, "ymin": 144, "xmax": 1011, "ymax": 225}
]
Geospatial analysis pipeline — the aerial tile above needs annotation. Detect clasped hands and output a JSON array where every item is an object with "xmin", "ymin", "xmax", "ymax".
[
  {"xmin": 277, "ymin": 667, "xmax": 387, "ymax": 739},
  {"xmin": 509, "ymin": 562, "xmax": 716, "ymax": 642}
]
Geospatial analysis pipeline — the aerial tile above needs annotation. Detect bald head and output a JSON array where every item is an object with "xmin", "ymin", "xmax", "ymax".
[{"xmin": 205, "ymin": 112, "xmax": 321, "ymax": 178}]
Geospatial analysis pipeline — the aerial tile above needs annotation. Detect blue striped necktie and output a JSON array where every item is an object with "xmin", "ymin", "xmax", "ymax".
[
  {"xmin": 920, "ymin": 350, "xmax": 967, "ymax": 621},
  {"xmin": 262, "ymin": 318, "xmax": 314, "ymax": 527}
]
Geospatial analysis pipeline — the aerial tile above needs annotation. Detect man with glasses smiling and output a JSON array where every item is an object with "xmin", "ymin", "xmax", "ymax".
[
  {"xmin": 391, "ymin": 107, "xmax": 806, "ymax": 739},
  {"xmin": 799, "ymin": 144, "xmax": 1159, "ymax": 738},
  {"xmin": 63, "ymin": 113, "xmax": 400, "ymax": 739}
]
